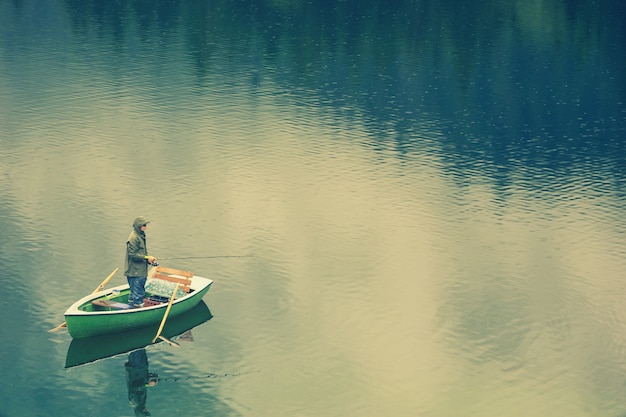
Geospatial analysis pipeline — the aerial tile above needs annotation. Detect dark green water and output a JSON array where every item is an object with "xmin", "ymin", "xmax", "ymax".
[{"xmin": 1, "ymin": 1, "xmax": 625, "ymax": 416}]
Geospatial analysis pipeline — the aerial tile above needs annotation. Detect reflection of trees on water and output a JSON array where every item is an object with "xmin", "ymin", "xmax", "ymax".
[
  {"xmin": 51, "ymin": 0, "xmax": 626, "ymax": 179},
  {"xmin": 56, "ymin": 0, "xmax": 624, "ymax": 94},
  {"xmin": 56, "ymin": 0, "xmax": 624, "ymax": 167}
]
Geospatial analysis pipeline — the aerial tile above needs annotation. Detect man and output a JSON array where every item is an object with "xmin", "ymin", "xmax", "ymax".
[{"xmin": 125, "ymin": 216, "xmax": 158, "ymax": 308}]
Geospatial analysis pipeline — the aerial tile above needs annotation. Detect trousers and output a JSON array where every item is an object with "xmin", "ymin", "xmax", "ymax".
[{"xmin": 127, "ymin": 276, "xmax": 147, "ymax": 307}]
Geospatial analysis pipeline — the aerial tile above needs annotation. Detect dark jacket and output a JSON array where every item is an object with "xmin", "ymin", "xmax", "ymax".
[{"xmin": 125, "ymin": 218, "xmax": 150, "ymax": 277}]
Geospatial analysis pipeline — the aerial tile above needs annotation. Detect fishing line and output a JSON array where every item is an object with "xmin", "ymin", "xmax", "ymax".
[{"xmin": 155, "ymin": 370, "xmax": 260, "ymax": 383}]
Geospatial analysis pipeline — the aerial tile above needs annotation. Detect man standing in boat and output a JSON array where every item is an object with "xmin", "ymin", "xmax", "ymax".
[{"xmin": 125, "ymin": 216, "xmax": 158, "ymax": 308}]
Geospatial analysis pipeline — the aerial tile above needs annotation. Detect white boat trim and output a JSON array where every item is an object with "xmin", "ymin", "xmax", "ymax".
[{"xmin": 64, "ymin": 275, "xmax": 213, "ymax": 316}]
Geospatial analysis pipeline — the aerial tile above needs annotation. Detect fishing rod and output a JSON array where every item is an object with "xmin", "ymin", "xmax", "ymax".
[{"xmin": 158, "ymin": 255, "xmax": 254, "ymax": 260}]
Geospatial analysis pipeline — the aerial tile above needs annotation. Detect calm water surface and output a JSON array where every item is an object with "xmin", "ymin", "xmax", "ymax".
[{"xmin": 1, "ymin": 1, "xmax": 626, "ymax": 416}]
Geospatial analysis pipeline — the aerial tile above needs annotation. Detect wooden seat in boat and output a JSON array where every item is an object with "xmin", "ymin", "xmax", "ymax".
[
  {"xmin": 152, "ymin": 266, "xmax": 194, "ymax": 293},
  {"xmin": 91, "ymin": 299, "xmax": 132, "ymax": 310}
]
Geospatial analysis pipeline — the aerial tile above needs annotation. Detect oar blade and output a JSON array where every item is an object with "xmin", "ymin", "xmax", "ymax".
[
  {"xmin": 48, "ymin": 322, "xmax": 67, "ymax": 333},
  {"xmin": 158, "ymin": 335, "xmax": 181, "ymax": 347}
]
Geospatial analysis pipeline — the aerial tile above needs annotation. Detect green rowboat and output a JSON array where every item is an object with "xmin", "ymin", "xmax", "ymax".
[
  {"xmin": 64, "ymin": 268, "xmax": 213, "ymax": 339},
  {"xmin": 65, "ymin": 301, "xmax": 213, "ymax": 368}
]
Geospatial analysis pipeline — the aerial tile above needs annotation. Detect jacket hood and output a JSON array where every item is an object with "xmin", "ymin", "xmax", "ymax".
[{"xmin": 133, "ymin": 216, "xmax": 150, "ymax": 233}]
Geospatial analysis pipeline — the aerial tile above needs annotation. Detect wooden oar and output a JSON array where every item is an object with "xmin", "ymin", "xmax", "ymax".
[
  {"xmin": 152, "ymin": 284, "xmax": 179, "ymax": 344},
  {"xmin": 158, "ymin": 334, "xmax": 180, "ymax": 347},
  {"xmin": 49, "ymin": 267, "xmax": 119, "ymax": 333},
  {"xmin": 91, "ymin": 267, "xmax": 119, "ymax": 293}
]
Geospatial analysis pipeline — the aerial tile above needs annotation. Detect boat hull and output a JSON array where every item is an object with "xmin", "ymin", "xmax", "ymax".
[
  {"xmin": 65, "ymin": 301, "xmax": 213, "ymax": 368},
  {"xmin": 64, "ymin": 275, "xmax": 213, "ymax": 338}
]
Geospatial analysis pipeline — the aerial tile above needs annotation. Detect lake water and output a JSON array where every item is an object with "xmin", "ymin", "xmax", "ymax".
[{"xmin": 1, "ymin": 0, "xmax": 626, "ymax": 416}]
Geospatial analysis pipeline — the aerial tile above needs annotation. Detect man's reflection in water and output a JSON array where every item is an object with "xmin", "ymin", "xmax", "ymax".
[{"xmin": 125, "ymin": 348, "xmax": 158, "ymax": 417}]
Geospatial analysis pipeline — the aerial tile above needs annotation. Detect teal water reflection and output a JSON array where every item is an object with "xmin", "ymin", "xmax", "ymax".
[{"xmin": 1, "ymin": 0, "xmax": 625, "ymax": 416}]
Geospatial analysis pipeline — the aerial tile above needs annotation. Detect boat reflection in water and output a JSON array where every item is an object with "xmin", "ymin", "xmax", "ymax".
[
  {"xmin": 65, "ymin": 301, "xmax": 219, "ymax": 415},
  {"xmin": 65, "ymin": 300, "xmax": 212, "ymax": 368}
]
